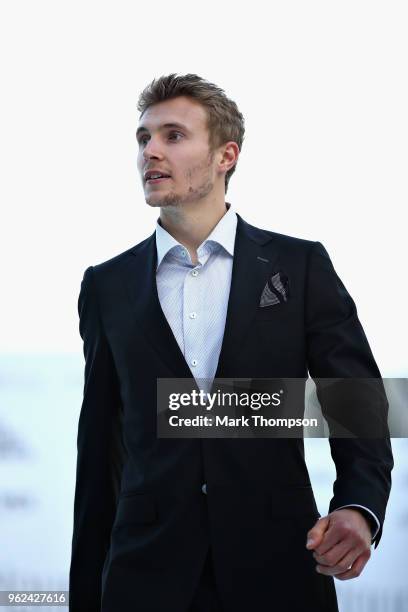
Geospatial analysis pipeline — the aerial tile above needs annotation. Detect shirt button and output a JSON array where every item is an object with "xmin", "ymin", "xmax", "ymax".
[
  {"xmin": 189, "ymin": 312, "xmax": 197, "ymax": 319},
  {"xmin": 191, "ymin": 359, "xmax": 198, "ymax": 367},
  {"xmin": 191, "ymin": 270, "xmax": 198, "ymax": 277},
  {"xmin": 202, "ymin": 483, "xmax": 207, "ymax": 495},
  {"xmin": 181, "ymin": 250, "xmax": 186, "ymax": 257}
]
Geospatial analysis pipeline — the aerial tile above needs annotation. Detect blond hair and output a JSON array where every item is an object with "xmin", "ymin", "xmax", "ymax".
[{"xmin": 137, "ymin": 73, "xmax": 245, "ymax": 193}]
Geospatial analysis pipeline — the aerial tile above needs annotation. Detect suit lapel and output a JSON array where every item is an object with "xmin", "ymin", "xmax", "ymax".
[
  {"xmin": 213, "ymin": 214, "xmax": 278, "ymax": 378},
  {"xmin": 123, "ymin": 231, "xmax": 193, "ymax": 378},
  {"xmin": 123, "ymin": 213, "xmax": 278, "ymax": 379}
]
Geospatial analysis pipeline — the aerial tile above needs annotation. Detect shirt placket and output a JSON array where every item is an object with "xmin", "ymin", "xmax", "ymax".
[{"xmin": 182, "ymin": 246, "xmax": 210, "ymax": 391}]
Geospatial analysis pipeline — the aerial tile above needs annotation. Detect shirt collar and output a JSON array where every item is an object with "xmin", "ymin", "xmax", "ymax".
[{"xmin": 155, "ymin": 202, "xmax": 237, "ymax": 270}]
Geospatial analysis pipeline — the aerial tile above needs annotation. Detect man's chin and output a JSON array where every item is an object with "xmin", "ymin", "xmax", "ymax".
[{"xmin": 145, "ymin": 195, "xmax": 181, "ymax": 208}]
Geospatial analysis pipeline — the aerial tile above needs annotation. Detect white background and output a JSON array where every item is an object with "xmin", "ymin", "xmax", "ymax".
[
  {"xmin": 0, "ymin": 0, "xmax": 407, "ymax": 609},
  {"xmin": 1, "ymin": 1, "xmax": 406, "ymax": 373}
]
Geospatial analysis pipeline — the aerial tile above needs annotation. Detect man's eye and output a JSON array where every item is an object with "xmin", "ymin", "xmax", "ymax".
[
  {"xmin": 138, "ymin": 132, "xmax": 183, "ymax": 145},
  {"xmin": 168, "ymin": 132, "xmax": 183, "ymax": 141}
]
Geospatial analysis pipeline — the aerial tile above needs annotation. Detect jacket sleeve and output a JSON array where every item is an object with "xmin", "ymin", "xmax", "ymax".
[
  {"xmin": 305, "ymin": 241, "xmax": 393, "ymax": 549},
  {"xmin": 69, "ymin": 266, "xmax": 126, "ymax": 612}
]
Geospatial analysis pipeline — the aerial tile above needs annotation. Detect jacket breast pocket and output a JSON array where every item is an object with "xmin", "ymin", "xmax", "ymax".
[
  {"xmin": 113, "ymin": 492, "xmax": 157, "ymax": 528},
  {"xmin": 254, "ymin": 305, "xmax": 283, "ymax": 322}
]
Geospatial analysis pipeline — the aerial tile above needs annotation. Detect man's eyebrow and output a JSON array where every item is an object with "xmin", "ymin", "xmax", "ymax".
[{"xmin": 136, "ymin": 122, "xmax": 190, "ymax": 138}]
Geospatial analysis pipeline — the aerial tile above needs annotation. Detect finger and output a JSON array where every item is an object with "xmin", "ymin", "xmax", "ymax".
[
  {"xmin": 313, "ymin": 539, "xmax": 352, "ymax": 567},
  {"xmin": 328, "ymin": 551, "xmax": 369, "ymax": 580},
  {"xmin": 312, "ymin": 524, "xmax": 344, "ymax": 556},
  {"xmin": 314, "ymin": 514, "xmax": 372, "ymax": 557},
  {"xmin": 316, "ymin": 548, "xmax": 360, "ymax": 576},
  {"xmin": 306, "ymin": 516, "xmax": 330, "ymax": 550},
  {"xmin": 316, "ymin": 552, "xmax": 368, "ymax": 580}
]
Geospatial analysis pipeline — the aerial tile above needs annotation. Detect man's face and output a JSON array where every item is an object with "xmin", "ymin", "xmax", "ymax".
[{"xmin": 136, "ymin": 96, "xmax": 221, "ymax": 208}]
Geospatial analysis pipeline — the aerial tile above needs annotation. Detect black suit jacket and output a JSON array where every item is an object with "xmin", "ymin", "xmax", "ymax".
[{"xmin": 69, "ymin": 213, "xmax": 393, "ymax": 612}]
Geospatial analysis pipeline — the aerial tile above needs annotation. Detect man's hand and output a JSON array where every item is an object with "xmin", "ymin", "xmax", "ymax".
[{"xmin": 305, "ymin": 508, "xmax": 372, "ymax": 580}]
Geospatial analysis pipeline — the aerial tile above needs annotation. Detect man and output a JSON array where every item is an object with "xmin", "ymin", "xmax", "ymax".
[{"xmin": 69, "ymin": 73, "xmax": 393, "ymax": 612}]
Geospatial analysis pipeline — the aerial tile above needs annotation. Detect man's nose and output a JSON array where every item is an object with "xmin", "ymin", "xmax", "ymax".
[{"xmin": 143, "ymin": 138, "xmax": 163, "ymax": 159}]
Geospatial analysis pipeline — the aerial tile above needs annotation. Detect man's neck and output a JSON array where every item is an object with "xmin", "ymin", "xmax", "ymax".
[{"xmin": 159, "ymin": 200, "xmax": 229, "ymax": 262}]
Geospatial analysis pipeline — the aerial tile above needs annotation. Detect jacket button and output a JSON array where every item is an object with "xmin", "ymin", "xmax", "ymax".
[{"xmin": 201, "ymin": 483, "xmax": 207, "ymax": 494}]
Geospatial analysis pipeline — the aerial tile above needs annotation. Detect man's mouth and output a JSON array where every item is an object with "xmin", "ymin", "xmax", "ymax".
[{"xmin": 146, "ymin": 176, "xmax": 172, "ymax": 184}]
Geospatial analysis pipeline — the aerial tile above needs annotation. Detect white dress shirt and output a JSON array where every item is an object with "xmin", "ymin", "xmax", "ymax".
[
  {"xmin": 154, "ymin": 202, "xmax": 380, "ymax": 541},
  {"xmin": 155, "ymin": 202, "xmax": 236, "ymax": 394}
]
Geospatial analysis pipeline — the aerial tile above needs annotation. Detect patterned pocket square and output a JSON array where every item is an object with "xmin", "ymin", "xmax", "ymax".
[{"xmin": 259, "ymin": 271, "xmax": 290, "ymax": 307}]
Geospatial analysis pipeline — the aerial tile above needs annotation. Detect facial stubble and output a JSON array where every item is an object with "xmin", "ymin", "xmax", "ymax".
[{"xmin": 145, "ymin": 150, "xmax": 216, "ymax": 208}]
